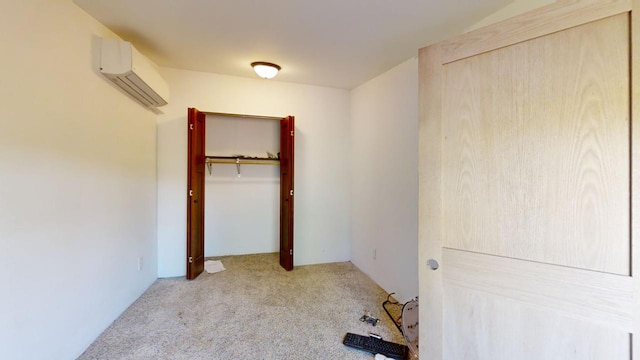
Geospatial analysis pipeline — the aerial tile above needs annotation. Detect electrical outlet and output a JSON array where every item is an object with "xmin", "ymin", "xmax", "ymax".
[{"xmin": 137, "ymin": 256, "xmax": 143, "ymax": 271}]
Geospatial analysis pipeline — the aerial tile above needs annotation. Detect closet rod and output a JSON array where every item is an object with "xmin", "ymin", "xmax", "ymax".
[
  {"xmin": 205, "ymin": 156, "xmax": 280, "ymax": 165},
  {"xmin": 201, "ymin": 111, "xmax": 283, "ymax": 121}
]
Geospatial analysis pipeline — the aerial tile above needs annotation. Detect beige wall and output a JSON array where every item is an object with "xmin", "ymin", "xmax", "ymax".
[
  {"xmin": 466, "ymin": 0, "xmax": 556, "ymax": 32},
  {"xmin": 350, "ymin": 58, "xmax": 419, "ymax": 303},
  {"xmin": 0, "ymin": 1, "xmax": 158, "ymax": 358}
]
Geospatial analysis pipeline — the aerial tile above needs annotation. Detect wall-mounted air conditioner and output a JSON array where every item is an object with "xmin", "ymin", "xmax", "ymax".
[{"xmin": 100, "ymin": 38, "xmax": 169, "ymax": 107}]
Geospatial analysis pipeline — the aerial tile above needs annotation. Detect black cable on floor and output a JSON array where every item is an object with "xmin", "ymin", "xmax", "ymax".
[{"xmin": 382, "ymin": 292, "xmax": 404, "ymax": 335}]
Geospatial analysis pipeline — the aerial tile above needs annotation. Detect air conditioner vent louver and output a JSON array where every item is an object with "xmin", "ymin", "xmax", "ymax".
[{"xmin": 100, "ymin": 38, "xmax": 169, "ymax": 108}]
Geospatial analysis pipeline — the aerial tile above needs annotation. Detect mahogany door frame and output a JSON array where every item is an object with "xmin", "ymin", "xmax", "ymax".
[
  {"xmin": 186, "ymin": 108, "xmax": 206, "ymax": 280},
  {"xmin": 186, "ymin": 109, "xmax": 295, "ymax": 278},
  {"xmin": 279, "ymin": 116, "xmax": 295, "ymax": 270}
]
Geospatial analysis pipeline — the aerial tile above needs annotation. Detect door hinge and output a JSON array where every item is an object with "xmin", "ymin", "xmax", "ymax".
[
  {"xmin": 189, "ymin": 190, "xmax": 193, "ymax": 197},
  {"xmin": 289, "ymin": 189, "xmax": 294, "ymax": 196},
  {"xmin": 188, "ymin": 256, "xmax": 193, "ymax": 263},
  {"xmin": 189, "ymin": 123, "xmax": 194, "ymax": 130},
  {"xmin": 290, "ymin": 249, "xmax": 293, "ymax": 255},
  {"xmin": 290, "ymin": 130, "xmax": 294, "ymax": 137}
]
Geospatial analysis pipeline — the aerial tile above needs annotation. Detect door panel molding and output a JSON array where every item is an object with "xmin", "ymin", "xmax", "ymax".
[
  {"xmin": 443, "ymin": 284, "xmax": 631, "ymax": 359},
  {"xmin": 441, "ymin": 14, "xmax": 630, "ymax": 275},
  {"xmin": 443, "ymin": 248, "xmax": 634, "ymax": 332}
]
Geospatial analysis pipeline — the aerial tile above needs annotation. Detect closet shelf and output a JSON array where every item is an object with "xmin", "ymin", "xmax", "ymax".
[{"xmin": 205, "ymin": 156, "xmax": 280, "ymax": 165}]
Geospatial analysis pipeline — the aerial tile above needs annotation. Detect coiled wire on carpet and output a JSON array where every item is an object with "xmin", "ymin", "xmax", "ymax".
[{"xmin": 382, "ymin": 292, "xmax": 404, "ymax": 335}]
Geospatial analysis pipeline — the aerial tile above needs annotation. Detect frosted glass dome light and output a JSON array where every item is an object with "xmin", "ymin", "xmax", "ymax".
[{"xmin": 251, "ymin": 62, "xmax": 281, "ymax": 79}]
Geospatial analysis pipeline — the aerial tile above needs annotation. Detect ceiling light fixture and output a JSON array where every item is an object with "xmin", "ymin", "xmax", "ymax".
[{"xmin": 251, "ymin": 62, "xmax": 281, "ymax": 79}]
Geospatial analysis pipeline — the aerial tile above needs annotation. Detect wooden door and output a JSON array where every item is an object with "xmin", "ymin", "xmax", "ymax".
[
  {"xmin": 280, "ymin": 116, "xmax": 295, "ymax": 271},
  {"xmin": 186, "ymin": 107, "xmax": 206, "ymax": 279},
  {"xmin": 419, "ymin": 1, "xmax": 639, "ymax": 359}
]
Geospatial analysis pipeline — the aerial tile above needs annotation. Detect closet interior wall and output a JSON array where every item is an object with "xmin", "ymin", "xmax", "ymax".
[{"xmin": 204, "ymin": 114, "xmax": 281, "ymax": 257}]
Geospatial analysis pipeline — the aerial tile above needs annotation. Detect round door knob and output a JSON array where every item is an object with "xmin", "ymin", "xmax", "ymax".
[{"xmin": 427, "ymin": 259, "xmax": 439, "ymax": 270}]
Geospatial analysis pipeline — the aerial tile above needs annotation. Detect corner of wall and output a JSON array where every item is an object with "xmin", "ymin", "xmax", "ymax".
[{"xmin": 465, "ymin": 0, "xmax": 556, "ymax": 32}]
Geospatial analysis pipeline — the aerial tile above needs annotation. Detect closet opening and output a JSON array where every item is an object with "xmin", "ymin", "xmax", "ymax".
[{"xmin": 186, "ymin": 108, "xmax": 294, "ymax": 279}]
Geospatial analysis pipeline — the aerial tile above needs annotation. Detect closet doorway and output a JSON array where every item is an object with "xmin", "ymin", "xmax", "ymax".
[{"xmin": 186, "ymin": 108, "xmax": 295, "ymax": 279}]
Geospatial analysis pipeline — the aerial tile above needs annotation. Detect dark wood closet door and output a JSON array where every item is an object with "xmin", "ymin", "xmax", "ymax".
[
  {"xmin": 186, "ymin": 107, "xmax": 206, "ymax": 279},
  {"xmin": 279, "ymin": 116, "xmax": 295, "ymax": 271}
]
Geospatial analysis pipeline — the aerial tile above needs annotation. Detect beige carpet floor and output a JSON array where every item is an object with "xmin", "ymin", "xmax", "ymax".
[{"xmin": 78, "ymin": 253, "xmax": 405, "ymax": 359}]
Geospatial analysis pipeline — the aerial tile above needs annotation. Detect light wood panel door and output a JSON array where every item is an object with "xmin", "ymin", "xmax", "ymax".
[{"xmin": 419, "ymin": 1, "xmax": 639, "ymax": 358}]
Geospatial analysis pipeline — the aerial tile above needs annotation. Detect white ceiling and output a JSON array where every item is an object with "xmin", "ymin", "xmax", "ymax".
[{"xmin": 74, "ymin": 0, "xmax": 511, "ymax": 89}]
